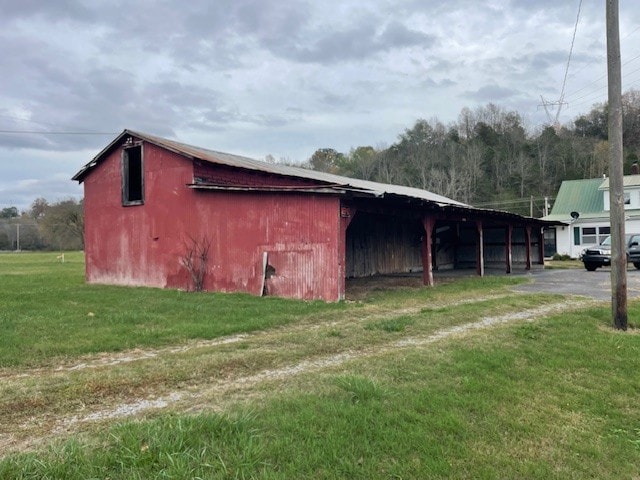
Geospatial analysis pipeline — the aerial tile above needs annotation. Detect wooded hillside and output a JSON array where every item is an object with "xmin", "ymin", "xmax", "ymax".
[{"xmin": 304, "ymin": 90, "xmax": 640, "ymax": 216}]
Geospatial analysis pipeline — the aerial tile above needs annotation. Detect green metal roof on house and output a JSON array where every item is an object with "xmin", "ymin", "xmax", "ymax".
[
  {"xmin": 547, "ymin": 178, "xmax": 604, "ymax": 217},
  {"xmin": 599, "ymin": 174, "xmax": 640, "ymax": 190}
]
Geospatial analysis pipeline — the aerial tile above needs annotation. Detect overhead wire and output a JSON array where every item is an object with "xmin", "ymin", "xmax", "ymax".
[
  {"xmin": 554, "ymin": 0, "xmax": 583, "ymax": 123},
  {"xmin": 565, "ymin": 59, "xmax": 640, "ymax": 111},
  {"xmin": 563, "ymin": 23, "xmax": 640, "ymax": 92},
  {"xmin": 0, "ymin": 130, "xmax": 118, "ymax": 135},
  {"xmin": 0, "ymin": 113, "xmax": 118, "ymax": 136},
  {"xmin": 562, "ymin": 28, "xmax": 640, "ymax": 109}
]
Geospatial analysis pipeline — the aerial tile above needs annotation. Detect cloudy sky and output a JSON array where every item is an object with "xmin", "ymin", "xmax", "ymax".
[{"xmin": 2, "ymin": 0, "xmax": 640, "ymax": 211}]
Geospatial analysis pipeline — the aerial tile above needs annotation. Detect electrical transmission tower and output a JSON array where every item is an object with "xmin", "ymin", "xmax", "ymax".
[
  {"xmin": 539, "ymin": 0, "xmax": 583, "ymax": 129},
  {"xmin": 539, "ymin": 95, "xmax": 568, "ymax": 129}
]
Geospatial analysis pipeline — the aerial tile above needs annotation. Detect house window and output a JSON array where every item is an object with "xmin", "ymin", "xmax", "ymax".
[
  {"xmin": 597, "ymin": 226, "xmax": 610, "ymax": 243},
  {"xmin": 581, "ymin": 227, "xmax": 597, "ymax": 245},
  {"xmin": 624, "ymin": 192, "xmax": 631, "ymax": 205},
  {"xmin": 580, "ymin": 226, "xmax": 610, "ymax": 245},
  {"xmin": 122, "ymin": 145, "xmax": 144, "ymax": 205}
]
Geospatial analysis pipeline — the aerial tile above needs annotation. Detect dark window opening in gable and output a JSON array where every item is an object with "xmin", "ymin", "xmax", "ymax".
[{"xmin": 122, "ymin": 145, "xmax": 144, "ymax": 205}]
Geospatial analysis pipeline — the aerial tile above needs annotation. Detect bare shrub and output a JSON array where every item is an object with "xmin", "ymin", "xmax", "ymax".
[{"xmin": 180, "ymin": 235, "xmax": 211, "ymax": 292}]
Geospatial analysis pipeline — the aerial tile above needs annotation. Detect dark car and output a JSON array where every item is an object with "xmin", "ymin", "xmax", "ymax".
[{"xmin": 581, "ymin": 234, "xmax": 640, "ymax": 271}]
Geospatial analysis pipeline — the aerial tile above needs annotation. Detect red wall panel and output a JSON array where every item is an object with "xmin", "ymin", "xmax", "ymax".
[{"xmin": 82, "ymin": 140, "xmax": 342, "ymax": 301}]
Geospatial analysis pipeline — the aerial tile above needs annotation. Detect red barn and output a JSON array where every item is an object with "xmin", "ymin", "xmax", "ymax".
[{"xmin": 73, "ymin": 130, "xmax": 552, "ymax": 301}]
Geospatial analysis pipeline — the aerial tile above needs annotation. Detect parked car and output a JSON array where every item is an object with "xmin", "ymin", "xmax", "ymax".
[{"xmin": 581, "ymin": 234, "xmax": 640, "ymax": 271}]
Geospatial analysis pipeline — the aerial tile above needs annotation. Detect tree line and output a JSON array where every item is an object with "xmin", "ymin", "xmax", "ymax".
[
  {"xmin": 0, "ymin": 198, "xmax": 83, "ymax": 251},
  {"xmin": 4, "ymin": 90, "xmax": 640, "ymax": 249},
  {"xmin": 300, "ymin": 90, "xmax": 640, "ymax": 216}
]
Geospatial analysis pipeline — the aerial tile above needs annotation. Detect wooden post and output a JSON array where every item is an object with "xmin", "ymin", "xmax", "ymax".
[
  {"xmin": 607, "ymin": 0, "xmax": 628, "ymax": 330},
  {"xmin": 537, "ymin": 227, "xmax": 545, "ymax": 265},
  {"xmin": 476, "ymin": 221, "xmax": 484, "ymax": 277},
  {"xmin": 525, "ymin": 226, "xmax": 532, "ymax": 271},
  {"xmin": 338, "ymin": 205, "xmax": 355, "ymax": 300},
  {"xmin": 422, "ymin": 216, "xmax": 435, "ymax": 286},
  {"xmin": 505, "ymin": 225, "xmax": 513, "ymax": 274}
]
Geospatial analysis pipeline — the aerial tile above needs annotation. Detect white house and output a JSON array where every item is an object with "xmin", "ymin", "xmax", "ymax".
[{"xmin": 543, "ymin": 173, "xmax": 640, "ymax": 258}]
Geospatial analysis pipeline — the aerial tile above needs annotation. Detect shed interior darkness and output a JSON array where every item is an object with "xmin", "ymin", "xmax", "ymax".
[{"xmin": 122, "ymin": 145, "xmax": 143, "ymax": 204}]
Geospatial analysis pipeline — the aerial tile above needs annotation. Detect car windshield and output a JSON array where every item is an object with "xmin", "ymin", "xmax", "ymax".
[{"xmin": 600, "ymin": 234, "xmax": 633, "ymax": 246}]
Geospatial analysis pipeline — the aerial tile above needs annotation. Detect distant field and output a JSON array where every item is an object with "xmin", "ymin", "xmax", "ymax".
[{"xmin": 1, "ymin": 252, "xmax": 640, "ymax": 479}]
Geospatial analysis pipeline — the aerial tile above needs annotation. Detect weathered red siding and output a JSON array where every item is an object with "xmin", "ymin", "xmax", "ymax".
[
  {"xmin": 83, "ymin": 141, "xmax": 342, "ymax": 301},
  {"xmin": 194, "ymin": 160, "xmax": 319, "ymax": 188}
]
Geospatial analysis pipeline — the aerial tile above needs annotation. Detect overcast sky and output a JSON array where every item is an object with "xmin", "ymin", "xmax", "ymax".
[{"xmin": 2, "ymin": 0, "xmax": 640, "ymax": 212}]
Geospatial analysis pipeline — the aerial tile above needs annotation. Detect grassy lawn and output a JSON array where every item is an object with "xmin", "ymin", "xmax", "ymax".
[
  {"xmin": 544, "ymin": 258, "xmax": 584, "ymax": 269},
  {"xmin": 0, "ymin": 251, "xmax": 344, "ymax": 368},
  {"xmin": 1, "ymin": 252, "xmax": 640, "ymax": 478}
]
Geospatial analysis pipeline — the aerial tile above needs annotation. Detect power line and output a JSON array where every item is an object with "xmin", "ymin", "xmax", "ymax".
[
  {"xmin": 563, "ymin": 51, "xmax": 640, "ymax": 106},
  {"xmin": 474, "ymin": 197, "xmax": 554, "ymax": 207},
  {"xmin": 0, "ymin": 130, "xmax": 118, "ymax": 135},
  {"xmin": 566, "ymin": 53, "xmax": 640, "ymax": 99},
  {"xmin": 557, "ymin": 0, "xmax": 583, "ymax": 117},
  {"xmin": 564, "ymin": 67, "xmax": 640, "ymax": 112},
  {"xmin": 539, "ymin": 0, "xmax": 583, "ymax": 125},
  {"xmin": 563, "ymin": 22, "xmax": 640, "ymax": 89},
  {"xmin": 0, "ymin": 113, "xmax": 120, "ymax": 134}
]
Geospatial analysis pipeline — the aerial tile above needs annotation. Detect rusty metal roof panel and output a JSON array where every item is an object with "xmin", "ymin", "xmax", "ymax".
[
  {"xmin": 136, "ymin": 130, "xmax": 468, "ymax": 206},
  {"xmin": 73, "ymin": 129, "xmax": 468, "ymax": 207}
]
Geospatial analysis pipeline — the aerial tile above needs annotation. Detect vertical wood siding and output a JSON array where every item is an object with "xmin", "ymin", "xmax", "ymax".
[{"xmin": 345, "ymin": 212, "xmax": 423, "ymax": 277}]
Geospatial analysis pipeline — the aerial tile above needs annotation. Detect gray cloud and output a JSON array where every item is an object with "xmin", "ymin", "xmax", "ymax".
[
  {"xmin": 0, "ymin": 0, "xmax": 94, "ymax": 24},
  {"xmin": 0, "ymin": 175, "xmax": 82, "ymax": 209},
  {"xmin": 271, "ymin": 18, "xmax": 435, "ymax": 64},
  {"xmin": 0, "ymin": 0, "xmax": 634, "ymax": 210},
  {"xmin": 463, "ymin": 85, "xmax": 521, "ymax": 101},
  {"xmin": 421, "ymin": 78, "xmax": 456, "ymax": 88}
]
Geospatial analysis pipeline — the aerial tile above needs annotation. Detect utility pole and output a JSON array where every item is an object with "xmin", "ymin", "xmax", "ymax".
[
  {"xmin": 607, "ymin": 0, "xmax": 627, "ymax": 330},
  {"xmin": 16, "ymin": 224, "xmax": 20, "ymax": 252}
]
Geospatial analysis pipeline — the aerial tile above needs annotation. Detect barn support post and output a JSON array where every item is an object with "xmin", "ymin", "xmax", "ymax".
[
  {"xmin": 338, "ymin": 205, "xmax": 356, "ymax": 300},
  {"xmin": 505, "ymin": 225, "xmax": 513, "ymax": 274},
  {"xmin": 537, "ymin": 227, "xmax": 545, "ymax": 265},
  {"xmin": 525, "ymin": 226, "xmax": 532, "ymax": 270},
  {"xmin": 476, "ymin": 220, "xmax": 484, "ymax": 277},
  {"xmin": 421, "ymin": 216, "xmax": 435, "ymax": 286}
]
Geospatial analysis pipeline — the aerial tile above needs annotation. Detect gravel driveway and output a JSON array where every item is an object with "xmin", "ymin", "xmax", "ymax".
[{"xmin": 512, "ymin": 267, "xmax": 640, "ymax": 301}]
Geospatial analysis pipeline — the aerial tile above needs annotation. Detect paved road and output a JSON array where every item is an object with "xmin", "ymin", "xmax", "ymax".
[{"xmin": 512, "ymin": 267, "xmax": 640, "ymax": 301}]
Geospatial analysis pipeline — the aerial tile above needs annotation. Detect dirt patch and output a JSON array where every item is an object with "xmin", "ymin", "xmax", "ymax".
[{"xmin": 346, "ymin": 273, "xmax": 461, "ymax": 300}]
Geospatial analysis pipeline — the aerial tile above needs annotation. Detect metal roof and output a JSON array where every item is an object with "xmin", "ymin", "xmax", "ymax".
[
  {"xmin": 73, "ymin": 129, "xmax": 467, "ymax": 207},
  {"xmin": 545, "ymin": 178, "xmax": 604, "ymax": 221},
  {"xmin": 545, "ymin": 176, "xmax": 640, "ymax": 223},
  {"xmin": 599, "ymin": 174, "xmax": 640, "ymax": 190},
  {"xmin": 73, "ymin": 129, "xmax": 557, "ymax": 225}
]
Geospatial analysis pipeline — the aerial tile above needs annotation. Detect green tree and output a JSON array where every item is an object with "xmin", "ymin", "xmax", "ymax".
[
  {"xmin": 308, "ymin": 148, "xmax": 345, "ymax": 174},
  {"xmin": 1, "ymin": 207, "xmax": 19, "ymax": 219},
  {"xmin": 340, "ymin": 146, "xmax": 378, "ymax": 179},
  {"xmin": 30, "ymin": 197, "xmax": 49, "ymax": 219},
  {"xmin": 40, "ymin": 199, "xmax": 84, "ymax": 250}
]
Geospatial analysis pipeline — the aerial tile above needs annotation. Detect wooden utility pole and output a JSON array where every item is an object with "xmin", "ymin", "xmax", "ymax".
[{"xmin": 606, "ymin": 0, "xmax": 627, "ymax": 330}]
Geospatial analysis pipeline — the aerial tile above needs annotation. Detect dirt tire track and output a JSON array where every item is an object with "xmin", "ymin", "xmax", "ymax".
[
  {"xmin": 63, "ymin": 298, "xmax": 589, "ymax": 425},
  {"xmin": 1, "ymin": 295, "xmax": 591, "ymax": 456},
  {"xmin": 0, "ymin": 292, "xmax": 515, "ymax": 381}
]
